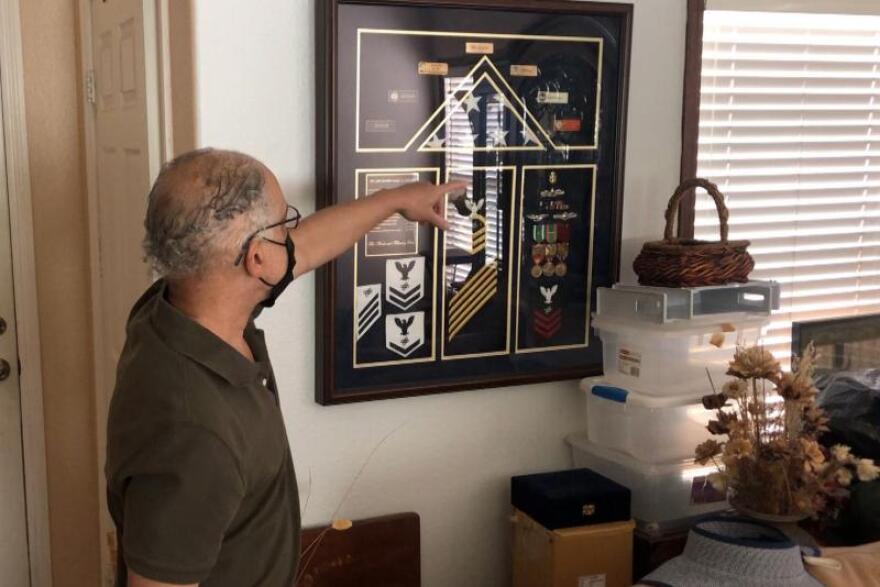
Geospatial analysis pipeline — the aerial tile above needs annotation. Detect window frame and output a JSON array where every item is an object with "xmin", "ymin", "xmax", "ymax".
[{"xmin": 679, "ymin": 0, "xmax": 707, "ymax": 240}]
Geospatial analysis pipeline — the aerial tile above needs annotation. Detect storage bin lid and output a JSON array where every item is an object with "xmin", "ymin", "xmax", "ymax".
[
  {"xmin": 597, "ymin": 281, "xmax": 780, "ymax": 324},
  {"xmin": 592, "ymin": 312, "xmax": 768, "ymax": 335},
  {"xmin": 580, "ymin": 379, "xmax": 710, "ymax": 408},
  {"xmin": 566, "ymin": 433, "xmax": 715, "ymax": 476}
]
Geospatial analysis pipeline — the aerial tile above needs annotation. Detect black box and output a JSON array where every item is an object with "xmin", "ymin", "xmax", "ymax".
[{"xmin": 511, "ymin": 468, "xmax": 631, "ymax": 530}]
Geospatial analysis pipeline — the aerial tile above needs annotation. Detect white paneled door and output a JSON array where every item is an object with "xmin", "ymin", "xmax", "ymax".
[
  {"xmin": 0, "ymin": 61, "xmax": 31, "ymax": 586},
  {"xmin": 89, "ymin": 0, "xmax": 160, "ymax": 583}
]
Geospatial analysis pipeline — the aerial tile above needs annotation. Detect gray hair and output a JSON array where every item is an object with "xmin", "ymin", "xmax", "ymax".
[{"xmin": 143, "ymin": 148, "xmax": 273, "ymax": 278}]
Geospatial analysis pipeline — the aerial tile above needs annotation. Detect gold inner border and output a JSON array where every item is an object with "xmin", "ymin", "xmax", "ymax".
[
  {"xmin": 514, "ymin": 164, "xmax": 598, "ymax": 355},
  {"xmin": 363, "ymin": 172, "xmax": 421, "ymax": 257},
  {"xmin": 441, "ymin": 166, "xmax": 517, "ymax": 361},
  {"xmin": 353, "ymin": 167, "xmax": 440, "ymax": 368},
  {"xmin": 355, "ymin": 30, "xmax": 603, "ymax": 153}
]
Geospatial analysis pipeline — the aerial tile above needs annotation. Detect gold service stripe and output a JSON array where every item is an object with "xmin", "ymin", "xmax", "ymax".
[
  {"xmin": 449, "ymin": 275, "xmax": 497, "ymax": 326},
  {"xmin": 449, "ymin": 284, "xmax": 498, "ymax": 339},
  {"xmin": 448, "ymin": 263, "xmax": 496, "ymax": 311}
]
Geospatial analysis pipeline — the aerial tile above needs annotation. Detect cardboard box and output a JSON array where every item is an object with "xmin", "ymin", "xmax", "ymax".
[{"xmin": 512, "ymin": 509, "xmax": 634, "ymax": 587}]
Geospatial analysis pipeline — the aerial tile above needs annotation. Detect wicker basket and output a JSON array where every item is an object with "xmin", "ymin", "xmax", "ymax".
[{"xmin": 633, "ymin": 178, "xmax": 754, "ymax": 288}]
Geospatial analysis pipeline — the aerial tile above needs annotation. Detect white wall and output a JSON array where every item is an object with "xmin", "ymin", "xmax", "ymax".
[{"xmin": 192, "ymin": 1, "xmax": 686, "ymax": 584}]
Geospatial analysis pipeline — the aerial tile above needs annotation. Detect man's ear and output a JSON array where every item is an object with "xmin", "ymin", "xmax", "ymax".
[{"xmin": 242, "ymin": 239, "xmax": 266, "ymax": 278}]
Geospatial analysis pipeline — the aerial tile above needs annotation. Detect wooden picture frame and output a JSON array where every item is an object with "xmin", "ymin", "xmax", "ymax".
[{"xmin": 316, "ymin": 0, "xmax": 632, "ymax": 404}]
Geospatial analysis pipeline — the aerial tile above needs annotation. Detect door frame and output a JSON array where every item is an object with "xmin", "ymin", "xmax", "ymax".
[
  {"xmin": 0, "ymin": 0, "xmax": 53, "ymax": 585},
  {"xmin": 77, "ymin": 0, "xmax": 171, "ymax": 581}
]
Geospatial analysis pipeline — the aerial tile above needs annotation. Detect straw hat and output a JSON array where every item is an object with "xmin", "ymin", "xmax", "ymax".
[{"xmin": 639, "ymin": 517, "xmax": 822, "ymax": 587}]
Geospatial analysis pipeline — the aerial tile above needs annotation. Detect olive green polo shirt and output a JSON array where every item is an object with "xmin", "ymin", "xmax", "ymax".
[{"xmin": 105, "ymin": 280, "xmax": 300, "ymax": 586}]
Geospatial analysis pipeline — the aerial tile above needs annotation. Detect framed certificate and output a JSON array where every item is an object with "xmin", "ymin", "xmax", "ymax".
[{"xmin": 316, "ymin": 0, "xmax": 631, "ymax": 404}]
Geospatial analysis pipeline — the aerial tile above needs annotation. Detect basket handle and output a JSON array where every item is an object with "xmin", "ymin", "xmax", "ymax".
[{"xmin": 664, "ymin": 178, "xmax": 729, "ymax": 243}]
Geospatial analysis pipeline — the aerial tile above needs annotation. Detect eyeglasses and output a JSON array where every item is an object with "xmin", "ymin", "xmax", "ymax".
[{"xmin": 234, "ymin": 204, "xmax": 301, "ymax": 266}]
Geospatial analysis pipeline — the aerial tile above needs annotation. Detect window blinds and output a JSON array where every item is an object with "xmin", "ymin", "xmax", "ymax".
[
  {"xmin": 696, "ymin": 10, "xmax": 880, "ymax": 360},
  {"xmin": 444, "ymin": 77, "xmax": 506, "ymax": 280}
]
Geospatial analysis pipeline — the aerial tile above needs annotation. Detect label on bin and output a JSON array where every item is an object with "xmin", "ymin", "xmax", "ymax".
[
  {"xmin": 617, "ymin": 348, "xmax": 641, "ymax": 377},
  {"xmin": 579, "ymin": 575, "xmax": 606, "ymax": 587}
]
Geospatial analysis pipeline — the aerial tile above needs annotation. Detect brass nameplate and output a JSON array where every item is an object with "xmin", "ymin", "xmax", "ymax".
[
  {"xmin": 466, "ymin": 42, "xmax": 494, "ymax": 55},
  {"xmin": 418, "ymin": 61, "xmax": 449, "ymax": 76},
  {"xmin": 510, "ymin": 64, "xmax": 538, "ymax": 77},
  {"xmin": 537, "ymin": 90, "xmax": 569, "ymax": 104}
]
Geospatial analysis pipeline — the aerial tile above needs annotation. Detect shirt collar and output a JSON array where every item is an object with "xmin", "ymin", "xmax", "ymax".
[{"xmin": 149, "ymin": 280, "xmax": 269, "ymax": 387}]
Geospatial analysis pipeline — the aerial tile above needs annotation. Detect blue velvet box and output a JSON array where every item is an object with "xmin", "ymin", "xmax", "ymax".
[{"xmin": 511, "ymin": 468, "xmax": 631, "ymax": 530}]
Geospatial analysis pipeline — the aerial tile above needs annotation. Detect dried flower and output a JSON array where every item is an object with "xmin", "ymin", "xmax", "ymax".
[
  {"xmin": 776, "ymin": 371, "xmax": 816, "ymax": 402},
  {"xmin": 831, "ymin": 445, "xmax": 853, "ymax": 464},
  {"xmin": 727, "ymin": 438, "xmax": 753, "ymax": 458},
  {"xmin": 857, "ymin": 459, "xmax": 880, "ymax": 483},
  {"xmin": 727, "ymin": 346, "xmax": 780, "ymax": 381},
  {"xmin": 718, "ymin": 410, "xmax": 739, "ymax": 426},
  {"xmin": 696, "ymin": 342, "xmax": 874, "ymax": 520},
  {"xmin": 707, "ymin": 420, "xmax": 728, "ymax": 435},
  {"xmin": 803, "ymin": 404, "xmax": 830, "ymax": 434},
  {"xmin": 801, "ymin": 439, "xmax": 826, "ymax": 473},
  {"xmin": 722, "ymin": 379, "xmax": 749, "ymax": 399},
  {"xmin": 695, "ymin": 439, "xmax": 723, "ymax": 465},
  {"xmin": 702, "ymin": 393, "xmax": 728, "ymax": 410},
  {"xmin": 835, "ymin": 467, "xmax": 853, "ymax": 487},
  {"xmin": 710, "ymin": 332, "xmax": 726, "ymax": 348}
]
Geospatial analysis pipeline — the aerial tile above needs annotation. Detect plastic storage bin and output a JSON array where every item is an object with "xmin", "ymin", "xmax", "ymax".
[
  {"xmin": 582, "ymin": 380, "xmax": 713, "ymax": 463},
  {"xmin": 593, "ymin": 313, "xmax": 766, "ymax": 395},
  {"xmin": 566, "ymin": 434, "xmax": 727, "ymax": 535}
]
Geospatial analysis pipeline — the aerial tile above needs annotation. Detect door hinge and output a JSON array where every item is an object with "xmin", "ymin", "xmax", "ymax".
[{"xmin": 85, "ymin": 70, "xmax": 97, "ymax": 105}]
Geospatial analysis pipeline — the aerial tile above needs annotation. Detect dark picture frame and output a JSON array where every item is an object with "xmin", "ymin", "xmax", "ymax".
[{"xmin": 316, "ymin": 0, "xmax": 632, "ymax": 404}]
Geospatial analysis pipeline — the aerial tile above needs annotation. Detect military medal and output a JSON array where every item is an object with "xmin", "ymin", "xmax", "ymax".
[
  {"xmin": 546, "ymin": 243, "xmax": 558, "ymax": 257},
  {"xmin": 546, "ymin": 224, "xmax": 558, "ymax": 244},
  {"xmin": 530, "ymin": 264, "xmax": 543, "ymax": 278},
  {"xmin": 542, "ymin": 261, "xmax": 555, "ymax": 277},
  {"xmin": 532, "ymin": 224, "xmax": 546, "ymax": 243},
  {"xmin": 557, "ymin": 242, "xmax": 569, "ymax": 260},
  {"xmin": 531, "ymin": 243, "xmax": 544, "ymax": 260},
  {"xmin": 531, "ymin": 246, "xmax": 544, "ymax": 266},
  {"xmin": 555, "ymin": 262, "xmax": 568, "ymax": 277}
]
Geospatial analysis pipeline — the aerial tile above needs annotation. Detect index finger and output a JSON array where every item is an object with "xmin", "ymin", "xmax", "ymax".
[{"xmin": 436, "ymin": 180, "xmax": 469, "ymax": 196}]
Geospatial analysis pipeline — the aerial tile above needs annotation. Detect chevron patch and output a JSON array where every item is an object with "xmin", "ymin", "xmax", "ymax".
[
  {"xmin": 470, "ymin": 221, "xmax": 487, "ymax": 254},
  {"xmin": 386, "ymin": 256, "xmax": 425, "ymax": 311},
  {"xmin": 533, "ymin": 307, "xmax": 562, "ymax": 340},
  {"xmin": 355, "ymin": 284, "xmax": 382, "ymax": 340},
  {"xmin": 386, "ymin": 311, "xmax": 425, "ymax": 357},
  {"xmin": 448, "ymin": 262, "xmax": 498, "ymax": 340}
]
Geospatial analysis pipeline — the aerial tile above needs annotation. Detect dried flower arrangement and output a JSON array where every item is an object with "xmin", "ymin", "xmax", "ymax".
[{"xmin": 695, "ymin": 343, "xmax": 880, "ymax": 519}]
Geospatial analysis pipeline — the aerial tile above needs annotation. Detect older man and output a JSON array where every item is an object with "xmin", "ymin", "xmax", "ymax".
[{"xmin": 105, "ymin": 148, "xmax": 464, "ymax": 587}]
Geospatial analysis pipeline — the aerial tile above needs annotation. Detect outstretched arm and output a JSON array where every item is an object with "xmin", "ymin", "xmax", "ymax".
[{"xmin": 291, "ymin": 181, "xmax": 467, "ymax": 277}]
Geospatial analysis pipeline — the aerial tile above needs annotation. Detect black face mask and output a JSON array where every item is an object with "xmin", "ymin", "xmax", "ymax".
[{"xmin": 259, "ymin": 233, "xmax": 296, "ymax": 308}]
